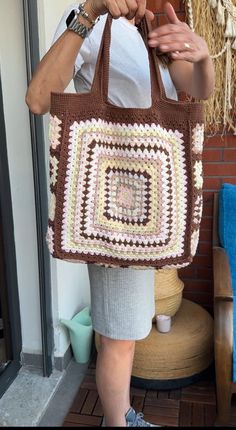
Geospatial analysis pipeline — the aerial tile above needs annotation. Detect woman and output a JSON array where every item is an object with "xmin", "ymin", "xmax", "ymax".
[{"xmin": 25, "ymin": 0, "xmax": 214, "ymax": 426}]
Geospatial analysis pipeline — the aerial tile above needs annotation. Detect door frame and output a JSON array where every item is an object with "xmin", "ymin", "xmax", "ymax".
[
  {"xmin": 0, "ymin": 73, "xmax": 21, "ymax": 398},
  {"xmin": 23, "ymin": 0, "xmax": 53, "ymax": 377}
]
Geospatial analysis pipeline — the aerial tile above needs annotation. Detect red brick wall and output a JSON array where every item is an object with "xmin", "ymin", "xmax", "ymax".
[{"xmin": 147, "ymin": 0, "xmax": 236, "ymax": 312}]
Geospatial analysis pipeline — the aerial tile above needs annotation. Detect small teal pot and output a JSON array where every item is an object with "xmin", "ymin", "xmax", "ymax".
[{"xmin": 61, "ymin": 307, "xmax": 93, "ymax": 364}]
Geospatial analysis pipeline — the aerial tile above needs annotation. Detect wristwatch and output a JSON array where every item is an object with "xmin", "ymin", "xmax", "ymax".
[
  {"xmin": 66, "ymin": 9, "xmax": 91, "ymax": 38},
  {"xmin": 66, "ymin": 4, "xmax": 97, "ymax": 39}
]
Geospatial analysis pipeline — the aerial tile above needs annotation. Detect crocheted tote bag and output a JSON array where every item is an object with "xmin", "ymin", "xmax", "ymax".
[{"xmin": 46, "ymin": 15, "xmax": 205, "ymax": 269}]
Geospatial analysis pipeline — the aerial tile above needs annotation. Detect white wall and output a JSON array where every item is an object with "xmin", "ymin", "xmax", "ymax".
[
  {"xmin": 37, "ymin": 0, "xmax": 90, "ymax": 358},
  {"xmin": 0, "ymin": 0, "xmax": 42, "ymax": 354}
]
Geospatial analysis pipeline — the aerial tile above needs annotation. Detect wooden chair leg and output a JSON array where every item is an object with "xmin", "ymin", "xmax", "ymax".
[
  {"xmin": 214, "ymin": 300, "xmax": 233, "ymax": 425},
  {"xmin": 215, "ymin": 379, "xmax": 232, "ymax": 424}
]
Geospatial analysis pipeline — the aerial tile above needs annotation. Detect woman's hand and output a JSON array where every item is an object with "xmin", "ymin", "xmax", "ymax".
[
  {"xmin": 85, "ymin": 0, "xmax": 147, "ymax": 23},
  {"xmin": 148, "ymin": 2, "xmax": 210, "ymax": 63}
]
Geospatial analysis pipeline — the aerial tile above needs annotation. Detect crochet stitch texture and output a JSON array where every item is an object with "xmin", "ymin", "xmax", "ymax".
[{"xmin": 46, "ymin": 16, "xmax": 204, "ymax": 269}]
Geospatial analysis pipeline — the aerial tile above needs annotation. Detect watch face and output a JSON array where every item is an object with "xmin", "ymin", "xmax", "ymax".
[{"xmin": 66, "ymin": 9, "xmax": 76, "ymax": 27}]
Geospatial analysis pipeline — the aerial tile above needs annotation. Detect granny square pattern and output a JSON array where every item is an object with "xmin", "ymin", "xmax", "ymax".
[
  {"xmin": 46, "ymin": 15, "xmax": 204, "ymax": 269},
  {"xmin": 46, "ymin": 116, "xmax": 204, "ymax": 269}
]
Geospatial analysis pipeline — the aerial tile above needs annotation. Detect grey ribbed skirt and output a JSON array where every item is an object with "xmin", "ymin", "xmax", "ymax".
[{"xmin": 87, "ymin": 264, "xmax": 155, "ymax": 340}]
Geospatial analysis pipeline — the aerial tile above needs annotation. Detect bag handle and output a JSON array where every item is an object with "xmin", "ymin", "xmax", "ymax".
[{"xmin": 91, "ymin": 14, "xmax": 167, "ymax": 107}]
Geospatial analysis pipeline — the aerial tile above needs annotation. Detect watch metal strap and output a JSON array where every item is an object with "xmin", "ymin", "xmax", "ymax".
[{"xmin": 68, "ymin": 13, "xmax": 92, "ymax": 38}]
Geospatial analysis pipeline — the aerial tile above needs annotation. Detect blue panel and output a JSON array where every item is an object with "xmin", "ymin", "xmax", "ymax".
[{"xmin": 219, "ymin": 183, "xmax": 236, "ymax": 382}]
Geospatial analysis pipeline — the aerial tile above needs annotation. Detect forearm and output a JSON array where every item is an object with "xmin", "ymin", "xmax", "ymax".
[
  {"xmin": 25, "ymin": 2, "xmax": 99, "ymax": 115},
  {"xmin": 190, "ymin": 55, "xmax": 215, "ymax": 100},
  {"xmin": 25, "ymin": 30, "xmax": 84, "ymax": 115}
]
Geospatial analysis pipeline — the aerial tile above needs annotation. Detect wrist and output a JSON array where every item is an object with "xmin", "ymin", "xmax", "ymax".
[
  {"xmin": 83, "ymin": 0, "xmax": 101, "ymax": 21},
  {"xmin": 66, "ymin": 3, "xmax": 99, "ymax": 39},
  {"xmin": 197, "ymin": 53, "xmax": 212, "ymax": 67}
]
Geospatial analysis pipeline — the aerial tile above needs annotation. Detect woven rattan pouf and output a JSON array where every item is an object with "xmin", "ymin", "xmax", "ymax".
[
  {"xmin": 131, "ymin": 299, "xmax": 214, "ymax": 389},
  {"xmin": 153, "ymin": 269, "xmax": 184, "ymax": 320}
]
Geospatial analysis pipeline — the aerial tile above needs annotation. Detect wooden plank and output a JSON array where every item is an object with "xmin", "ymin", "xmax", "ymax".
[
  {"xmin": 181, "ymin": 383, "xmax": 216, "ymax": 405},
  {"xmin": 145, "ymin": 390, "xmax": 158, "ymax": 400},
  {"xmin": 144, "ymin": 398, "xmax": 179, "ymax": 409},
  {"xmin": 181, "ymin": 391, "xmax": 216, "ymax": 405},
  {"xmin": 64, "ymin": 413, "xmax": 101, "ymax": 426},
  {"xmin": 81, "ymin": 375, "xmax": 97, "ymax": 390},
  {"xmin": 179, "ymin": 401, "xmax": 192, "ymax": 427},
  {"xmin": 144, "ymin": 413, "xmax": 178, "ymax": 427},
  {"xmin": 169, "ymin": 389, "xmax": 181, "ymax": 400},
  {"xmin": 192, "ymin": 403, "xmax": 204, "ymax": 427},
  {"xmin": 213, "ymin": 247, "xmax": 232, "ymax": 300},
  {"xmin": 157, "ymin": 391, "xmax": 169, "ymax": 400},
  {"xmin": 143, "ymin": 405, "xmax": 179, "ymax": 418},
  {"xmin": 130, "ymin": 386, "xmax": 146, "ymax": 397},
  {"xmin": 70, "ymin": 388, "xmax": 88, "ymax": 413},
  {"xmin": 81, "ymin": 390, "xmax": 99, "ymax": 415},
  {"xmin": 93, "ymin": 397, "xmax": 104, "ymax": 417},
  {"xmin": 181, "ymin": 383, "xmax": 216, "ymax": 393},
  {"xmin": 204, "ymin": 404, "xmax": 217, "ymax": 427}
]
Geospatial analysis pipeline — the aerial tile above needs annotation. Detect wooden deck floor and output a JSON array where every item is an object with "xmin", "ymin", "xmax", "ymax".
[{"xmin": 63, "ymin": 356, "xmax": 236, "ymax": 427}]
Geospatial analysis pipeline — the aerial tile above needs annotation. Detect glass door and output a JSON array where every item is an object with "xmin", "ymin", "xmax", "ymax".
[
  {"xmin": 0, "ymin": 73, "xmax": 21, "ymax": 398},
  {"xmin": 0, "ymin": 218, "xmax": 12, "ymax": 374}
]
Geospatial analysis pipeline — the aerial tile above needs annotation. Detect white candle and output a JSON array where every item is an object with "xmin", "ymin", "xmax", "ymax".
[{"xmin": 156, "ymin": 315, "xmax": 171, "ymax": 333}]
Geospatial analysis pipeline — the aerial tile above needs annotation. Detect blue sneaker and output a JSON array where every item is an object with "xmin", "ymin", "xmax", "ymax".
[
  {"xmin": 125, "ymin": 407, "xmax": 161, "ymax": 427},
  {"xmin": 102, "ymin": 407, "xmax": 161, "ymax": 427}
]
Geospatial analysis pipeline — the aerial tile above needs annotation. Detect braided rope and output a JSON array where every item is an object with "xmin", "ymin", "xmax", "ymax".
[
  {"xmin": 211, "ymin": 41, "xmax": 228, "ymax": 58},
  {"xmin": 224, "ymin": 38, "xmax": 233, "ymax": 125},
  {"xmin": 184, "ymin": 0, "xmax": 195, "ymax": 31},
  {"xmin": 184, "ymin": 0, "xmax": 234, "ymax": 57},
  {"xmin": 222, "ymin": 0, "xmax": 236, "ymax": 20}
]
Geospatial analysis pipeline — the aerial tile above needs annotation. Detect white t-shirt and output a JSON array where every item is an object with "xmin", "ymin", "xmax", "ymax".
[{"xmin": 52, "ymin": 3, "xmax": 178, "ymax": 108}]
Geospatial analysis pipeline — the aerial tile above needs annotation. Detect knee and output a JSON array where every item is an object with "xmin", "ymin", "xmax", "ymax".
[{"xmin": 99, "ymin": 335, "xmax": 135, "ymax": 355}]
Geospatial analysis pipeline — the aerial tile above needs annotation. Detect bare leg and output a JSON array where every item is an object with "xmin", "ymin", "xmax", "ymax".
[{"xmin": 96, "ymin": 335, "xmax": 135, "ymax": 427}]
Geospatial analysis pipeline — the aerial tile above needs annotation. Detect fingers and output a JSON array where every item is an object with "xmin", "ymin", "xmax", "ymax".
[
  {"xmin": 148, "ymin": 13, "xmax": 191, "ymax": 50},
  {"xmin": 151, "ymin": 33, "xmax": 189, "ymax": 48},
  {"xmin": 153, "ymin": 35, "xmax": 194, "ymax": 53},
  {"xmin": 164, "ymin": 1, "xmax": 180, "ymax": 24},
  {"xmin": 148, "ymin": 24, "xmax": 183, "ymax": 45},
  {"xmin": 135, "ymin": 0, "xmax": 147, "ymax": 24},
  {"xmin": 170, "ymin": 51, "xmax": 196, "ymax": 62},
  {"xmin": 125, "ymin": 0, "xmax": 141, "ymax": 20},
  {"xmin": 104, "ymin": 0, "xmax": 146, "ymax": 21},
  {"xmin": 159, "ymin": 42, "xmax": 193, "ymax": 53},
  {"xmin": 149, "ymin": 35, "xmax": 194, "ymax": 57},
  {"xmin": 158, "ymin": 43, "xmax": 192, "ymax": 53},
  {"xmin": 145, "ymin": 9, "xmax": 155, "ymax": 23},
  {"xmin": 105, "ymin": 0, "xmax": 129, "ymax": 18}
]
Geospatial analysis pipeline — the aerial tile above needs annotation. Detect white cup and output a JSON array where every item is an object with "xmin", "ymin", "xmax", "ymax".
[{"xmin": 156, "ymin": 315, "xmax": 171, "ymax": 333}]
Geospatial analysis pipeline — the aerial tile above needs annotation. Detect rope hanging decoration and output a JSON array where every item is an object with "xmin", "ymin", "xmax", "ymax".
[{"xmin": 184, "ymin": 0, "xmax": 236, "ymax": 134}]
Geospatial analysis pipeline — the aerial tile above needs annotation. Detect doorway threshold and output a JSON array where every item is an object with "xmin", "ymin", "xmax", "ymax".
[
  {"xmin": 38, "ymin": 359, "xmax": 89, "ymax": 427},
  {"xmin": 0, "ymin": 364, "xmax": 63, "ymax": 426},
  {"xmin": 0, "ymin": 358, "xmax": 88, "ymax": 427}
]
